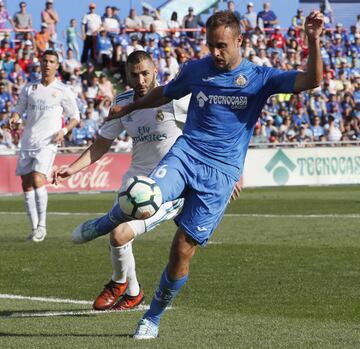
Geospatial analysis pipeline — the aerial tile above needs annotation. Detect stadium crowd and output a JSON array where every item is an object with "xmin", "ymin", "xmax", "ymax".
[{"xmin": 0, "ymin": 0, "xmax": 359, "ymax": 154}]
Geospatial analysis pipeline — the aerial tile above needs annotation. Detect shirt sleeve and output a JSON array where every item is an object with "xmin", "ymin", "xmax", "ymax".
[
  {"xmin": 13, "ymin": 83, "xmax": 29, "ymax": 117},
  {"xmin": 98, "ymin": 119, "xmax": 124, "ymax": 140},
  {"xmin": 173, "ymin": 93, "xmax": 191, "ymax": 124},
  {"xmin": 163, "ymin": 61, "xmax": 192, "ymax": 100},
  {"xmin": 61, "ymin": 87, "xmax": 80, "ymax": 121},
  {"xmin": 263, "ymin": 68, "xmax": 299, "ymax": 95}
]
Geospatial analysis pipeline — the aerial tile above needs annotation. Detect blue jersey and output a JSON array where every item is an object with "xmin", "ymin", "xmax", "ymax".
[{"xmin": 163, "ymin": 55, "xmax": 298, "ymax": 179}]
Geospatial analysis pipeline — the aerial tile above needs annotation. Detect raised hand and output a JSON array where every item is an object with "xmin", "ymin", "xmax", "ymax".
[
  {"xmin": 230, "ymin": 179, "xmax": 242, "ymax": 201},
  {"xmin": 305, "ymin": 10, "xmax": 324, "ymax": 41}
]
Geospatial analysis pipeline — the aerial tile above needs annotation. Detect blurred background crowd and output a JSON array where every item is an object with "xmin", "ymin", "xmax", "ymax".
[{"xmin": 0, "ymin": 0, "xmax": 359, "ymax": 154}]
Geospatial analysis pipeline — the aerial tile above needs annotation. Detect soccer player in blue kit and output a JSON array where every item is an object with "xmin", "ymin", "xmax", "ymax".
[{"xmin": 107, "ymin": 10, "xmax": 324, "ymax": 339}]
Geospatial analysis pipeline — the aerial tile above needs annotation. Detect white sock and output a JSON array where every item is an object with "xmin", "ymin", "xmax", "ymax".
[
  {"xmin": 125, "ymin": 242, "xmax": 140, "ymax": 296},
  {"xmin": 35, "ymin": 186, "xmax": 48, "ymax": 228},
  {"xmin": 110, "ymin": 241, "xmax": 140, "ymax": 296},
  {"xmin": 24, "ymin": 190, "xmax": 38, "ymax": 230}
]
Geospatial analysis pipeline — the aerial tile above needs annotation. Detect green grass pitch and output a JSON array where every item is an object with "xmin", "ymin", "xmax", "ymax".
[{"xmin": 1, "ymin": 186, "xmax": 360, "ymax": 348}]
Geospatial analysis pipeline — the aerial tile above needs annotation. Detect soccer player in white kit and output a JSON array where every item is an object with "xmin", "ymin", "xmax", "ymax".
[
  {"xmin": 53, "ymin": 51, "xmax": 190, "ymax": 310},
  {"xmin": 9, "ymin": 50, "xmax": 80, "ymax": 242}
]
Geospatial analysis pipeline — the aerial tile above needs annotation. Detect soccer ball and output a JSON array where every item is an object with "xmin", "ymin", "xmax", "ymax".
[{"xmin": 118, "ymin": 176, "xmax": 162, "ymax": 219}]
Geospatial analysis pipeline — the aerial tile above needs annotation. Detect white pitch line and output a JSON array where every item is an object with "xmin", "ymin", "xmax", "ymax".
[
  {"xmin": 1, "ymin": 212, "xmax": 360, "ymax": 218},
  {"xmin": 0, "ymin": 293, "xmax": 92, "ymax": 305},
  {"xmin": 0, "ymin": 307, "xmax": 151, "ymax": 319},
  {"xmin": 0, "ymin": 293, "xmax": 172, "ymax": 319}
]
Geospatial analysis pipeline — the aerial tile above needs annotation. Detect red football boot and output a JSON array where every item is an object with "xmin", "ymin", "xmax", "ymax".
[
  {"xmin": 112, "ymin": 288, "xmax": 145, "ymax": 310},
  {"xmin": 93, "ymin": 280, "xmax": 128, "ymax": 310}
]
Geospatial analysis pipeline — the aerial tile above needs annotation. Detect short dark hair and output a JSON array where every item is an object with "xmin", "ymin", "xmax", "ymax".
[
  {"xmin": 206, "ymin": 11, "xmax": 240, "ymax": 37},
  {"xmin": 42, "ymin": 49, "xmax": 59, "ymax": 62},
  {"xmin": 126, "ymin": 51, "xmax": 154, "ymax": 66}
]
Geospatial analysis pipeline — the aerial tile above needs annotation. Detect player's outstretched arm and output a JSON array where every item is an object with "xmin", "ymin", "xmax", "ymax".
[
  {"xmin": 294, "ymin": 10, "xmax": 324, "ymax": 93},
  {"xmin": 52, "ymin": 117, "xmax": 79, "ymax": 144},
  {"xmin": 52, "ymin": 135, "xmax": 113, "ymax": 185},
  {"xmin": 106, "ymin": 86, "xmax": 172, "ymax": 121}
]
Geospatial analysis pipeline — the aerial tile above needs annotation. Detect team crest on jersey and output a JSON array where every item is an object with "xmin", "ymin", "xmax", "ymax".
[
  {"xmin": 52, "ymin": 92, "xmax": 58, "ymax": 98},
  {"xmin": 31, "ymin": 84, "xmax": 38, "ymax": 91},
  {"xmin": 156, "ymin": 109, "xmax": 164, "ymax": 122},
  {"xmin": 235, "ymin": 74, "xmax": 248, "ymax": 88}
]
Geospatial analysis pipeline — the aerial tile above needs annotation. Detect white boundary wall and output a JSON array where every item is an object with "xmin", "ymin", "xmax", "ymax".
[{"xmin": 243, "ymin": 146, "xmax": 360, "ymax": 187}]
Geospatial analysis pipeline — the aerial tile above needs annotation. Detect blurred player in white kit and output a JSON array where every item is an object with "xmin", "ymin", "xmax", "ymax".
[{"xmin": 9, "ymin": 50, "xmax": 80, "ymax": 242}]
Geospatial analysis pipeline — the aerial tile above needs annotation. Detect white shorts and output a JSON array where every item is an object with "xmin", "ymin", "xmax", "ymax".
[
  {"xmin": 127, "ymin": 198, "xmax": 184, "ymax": 238},
  {"xmin": 16, "ymin": 147, "xmax": 57, "ymax": 177}
]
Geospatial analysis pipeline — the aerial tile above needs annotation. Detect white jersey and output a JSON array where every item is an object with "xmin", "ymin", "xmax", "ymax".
[
  {"xmin": 99, "ymin": 89, "xmax": 190, "ymax": 182},
  {"xmin": 14, "ymin": 79, "xmax": 80, "ymax": 151}
]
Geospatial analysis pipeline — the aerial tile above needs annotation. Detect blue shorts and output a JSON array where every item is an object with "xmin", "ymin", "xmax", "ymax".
[{"xmin": 149, "ymin": 148, "xmax": 236, "ymax": 246}]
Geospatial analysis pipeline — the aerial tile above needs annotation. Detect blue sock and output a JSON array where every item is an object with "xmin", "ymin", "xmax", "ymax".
[
  {"xmin": 144, "ymin": 267, "xmax": 188, "ymax": 326},
  {"xmin": 93, "ymin": 203, "xmax": 128, "ymax": 236}
]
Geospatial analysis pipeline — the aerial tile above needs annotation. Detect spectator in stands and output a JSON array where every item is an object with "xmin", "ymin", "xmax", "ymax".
[
  {"xmin": 0, "ymin": 81, "xmax": 13, "ymax": 111},
  {"xmin": 12, "ymin": 2, "xmax": 32, "ymax": 41},
  {"xmin": 152, "ymin": 8, "xmax": 167, "ymax": 37},
  {"xmin": 311, "ymin": 115, "xmax": 324, "ymax": 141},
  {"xmin": 309, "ymin": 91, "xmax": 327, "ymax": 119},
  {"xmin": 98, "ymin": 96, "xmax": 111, "ymax": 121},
  {"xmin": 2, "ymin": 52, "xmax": 14, "ymax": 76},
  {"xmin": 257, "ymin": 2, "xmax": 279, "ymax": 32},
  {"xmin": 62, "ymin": 48, "xmax": 81, "ymax": 81},
  {"xmin": 159, "ymin": 51, "xmax": 179, "ymax": 80},
  {"xmin": 256, "ymin": 47, "xmax": 271, "ymax": 66},
  {"xmin": 83, "ymin": 107, "xmax": 98, "ymax": 141},
  {"xmin": 98, "ymin": 73, "xmax": 114, "ymax": 101},
  {"xmin": 8, "ymin": 62, "xmax": 26, "ymax": 84},
  {"xmin": 35, "ymin": 23, "xmax": 50, "ymax": 54},
  {"xmin": 244, "ymin": 3, "xmax": 257, "ymax": 32},
  {"xmin": 319, "ymin": 2, "xmax": 333, "ymax": 28},
  {"xmin": 0, "ymin": 39, "xmax": 15, "ymax": 59},
  {"xmin": 264, "ymin": 96, "xmax": 280, "ymax": 117},
  {"xmin": 71, "ymin": 119, "xmax": 87, "ymax": 146},
  {"xmin": 125, "ymin": 8, "xmax": 142, "ymax": 31},
  {"xmin": 350, "ymin": 33, "xmax": 360, "ymax": 54},
  {"xmin": 182, "ymin": 7, "xmax": 204, "ymax": 40},
  {"xmin": 64, "ymin": 19, "xmax": 81, "ymax": 61},
  {"xmin": 168, "ymin": 12, "xmax": 181, "ymax": 38},
  {"xmin": 41, "ymin": 0, "xmax": 59, "ymax": 40},
  {"xmin": 102, "ymin": 6, "xmax": 119, "ymax": 40},
  {"xmin": 29, "ymin": 61, "xmax": 41, "ymax": 82},
  {"xmin": 84, "ymin": 75, "xmax": 99, "ymax": 103},
  {"xmin": 111, "ymin": 6, "xmax": 121, "ymax": 25},
  {"xmin": 126, "ymin": 34, "xmax": 144, "ymax": 57},
  {"xmin": 144, "ymin": 23, "xmax": 161, "ymax": 46},
  {"xmin": 325, "ymin": 115, "xmax": 342, "ymax": 141},
  {"xmin": 291, "ymin": 8, "xmax": 305, "ymax": 32},
  {"xmin": 0, "ymin": 1, "xmax": 13, "ymax": 40},
  {"xmin": 139, "ymin": 5, "xmax": 154, "ymax": 30},
  {"xmin": 80, "ymin": 61, "xmax": 96, "ymax": 87},
  {"xmin": 97, "ymin": 29, "xmax": 113, "ymax": 69},
  {"xmin": 292, "ymin": 105, "xmax": 310, "ymax": 129},
  {"xmin": 81, "ymin": 2, "xmax": 102, "ymax": 64},
  {"xmin": 270, "ymin": 25, "xmax": 286, "ymax": 51},
  {"xmin": 227, "ymin": 1, "xmax": 242, "ymax": 22}
]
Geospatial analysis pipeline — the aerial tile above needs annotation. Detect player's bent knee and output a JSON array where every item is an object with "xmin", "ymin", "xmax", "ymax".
[
  {"xmin": 110, "ymin": 223, "xmax": 135, "ymax": 247},
  {"xmin": 170, "ymin": 229, "xmax": 197, "ymax": 265}
]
